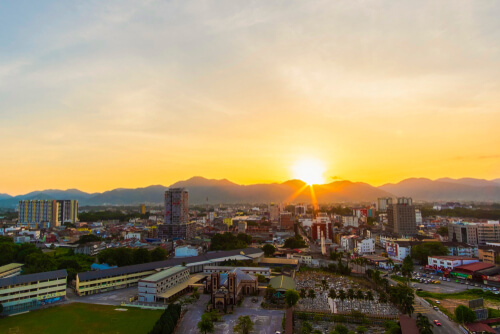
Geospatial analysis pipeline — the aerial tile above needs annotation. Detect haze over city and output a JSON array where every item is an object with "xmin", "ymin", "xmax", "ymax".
[{"xmin": 1, "ymin": 1, "xmax": 500, "ymax": 195}]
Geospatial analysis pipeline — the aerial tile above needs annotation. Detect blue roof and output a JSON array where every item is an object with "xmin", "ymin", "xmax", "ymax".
[{"xmin": 91, "ymin": 263, "xmax": 117, "ymax": 271}]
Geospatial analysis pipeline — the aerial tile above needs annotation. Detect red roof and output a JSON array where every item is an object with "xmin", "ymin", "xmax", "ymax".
[
  {"xmin": 454, "ymin": 262, "xmax": 495, "ymax": 273},
  {"xmin": 465, "ymin": 323, "xmax": 495, "ymax": 333}
]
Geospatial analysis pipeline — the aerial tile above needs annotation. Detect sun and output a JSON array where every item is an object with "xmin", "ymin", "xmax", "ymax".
[{"xmin": 292, "ymin": 159, "xmax": 326, "ymax": 185}]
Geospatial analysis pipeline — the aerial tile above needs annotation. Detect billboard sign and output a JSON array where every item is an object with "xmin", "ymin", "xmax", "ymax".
[{"xmin": 386, "ymin": 243, "xmax": 398, "ymax": 257}]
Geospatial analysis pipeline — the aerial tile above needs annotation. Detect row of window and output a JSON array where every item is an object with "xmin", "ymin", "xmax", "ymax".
[{"xmin": 1, "ymin": 289, "xmax": 66, "ymax": 303}]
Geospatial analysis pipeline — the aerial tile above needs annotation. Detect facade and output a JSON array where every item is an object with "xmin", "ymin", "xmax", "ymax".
[
  {"xmin": 279, "ymin": 212, "xmax": 294, "ymax": 230},
  {"xmin": 18, "ymin": 199, "xmax": 78, "ymax": 228},
  {"xmin": 478, "ymin": 245, "xmax": 500, "ymax": 264},
  {"xmin": 387, "ymin": 197, "xmax": 416, "ymax": 237},
  {"xmin": 205, "ymin": 268, "xmax": 258, "ymax": 311},
  {"xmin": 449, "ymin": 221, "xmax": 500, "ymax": 246},
  {"xmin": 427, "ymin": 256, "xmax": 478, "ymax": 270},
  {"xmin": 377, "ymin": 197, "xmax": 393, "ymax": 212},
  {"xmin": 174, "ymin": 246, "xmax": 199, "ymax": 258},
  {"xmin": 269, "ymin": 203, "xmax": 280, "ymax": 221},
  {"xmin": 0, "ymin": 269, "xmax": 67, "ymax": 315},
  {"xmin": 138, "ymin": 266, "xmax": 190, "ymax": 302},
  {"xmin": 342, "ymin": 216, "xmax": 359, "ymax": 228},
  {"xmin": 356, "ymin": 238, "xmax": 375, "ymax": 255},
  {"xmin": 311, "ymin": 221, "xmax": 332, "ymax": 241},
  {"xmin": 75, "ymin": 242, "xmax": 106, "ymax": 256},
  {"xmin": 140, "ymin": 204, "xmax": 146, "ymax": 214},
  {"xmin": 159, "ymin": 188, "xmax": 194, "ymax": 240}
]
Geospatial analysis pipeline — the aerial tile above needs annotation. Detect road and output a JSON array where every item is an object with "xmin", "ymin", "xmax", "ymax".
[{"xmin": 386, "ymin": 276, "xmax": 462, "ymax": 334}]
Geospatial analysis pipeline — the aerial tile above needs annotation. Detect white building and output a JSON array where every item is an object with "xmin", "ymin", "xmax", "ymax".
[
  {"xmin": 203, "ymin": 266, "xmax": 271, "ymax": 278},
  {"xmin": 342, "ymin": 216, "xmax": 359, "ymax": 228},
  {"xmin": 124, "ymin": 232, "xmax": 141, "ymax": 240},
  {"xmin": 427, "ymin": 256, "xmax": 479, "ymax": 270},
  {"xmin": 174, "ymin": 246, "xmax": 200, "ymax": 258},
  {"xmin": 415, "ymin": 209, "xmax": 422, "ymax": 225},
  {"xmin": 299, "ymin": 218, "xmax": 314, "ymax": 228},
  {"xmin": 138, "ymin": 266, "xmax": 190, "ymax": 303},
  {"xmin": 356, "ymin": 238, "xmax": 375, "ymax": 255}
]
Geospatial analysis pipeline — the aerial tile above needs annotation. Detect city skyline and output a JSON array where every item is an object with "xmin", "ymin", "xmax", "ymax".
[{"xmin": 1, "ymin": 1, "xmax": 500, "ymax": 195}]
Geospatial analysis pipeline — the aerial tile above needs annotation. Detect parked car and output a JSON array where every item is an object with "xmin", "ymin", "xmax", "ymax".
[
  {"xmin": 435, "ymin": 300, "xmax": 440, "ymax": 304},
  {"xmin": 433, "ymin": 306, "xmax": 439, "ymax": 310}
]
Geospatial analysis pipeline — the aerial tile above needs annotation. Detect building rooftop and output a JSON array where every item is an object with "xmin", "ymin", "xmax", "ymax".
[
  {"xmin": 78, "ymin": 247, "xmax": 263, "ymax": 282},
  {"xmin": 453, "ymin": 262, "xmax": 495, "ymax": 273},
  {"xmin": 429, "ymin": 256, "xmax": 477, "ymax": 261},
  {"xmin": 0, "ymin": 263, "xmax": 23, "ymax": 273},
  {"xmin": 0, "ymin": 269, "xmax": 67, "ymax": 289},
  {"xmin": 259, "ymin": 258, "xmax": 299, "ymax": 265},
  {"xmin": 141, "ymin": 266, "xmax": 188, "ymax": 283}
]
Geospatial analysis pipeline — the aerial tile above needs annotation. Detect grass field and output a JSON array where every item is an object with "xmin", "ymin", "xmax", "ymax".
[{"xmin": 0, "ymin": 303, "xmax": 163, "ymax": 334}]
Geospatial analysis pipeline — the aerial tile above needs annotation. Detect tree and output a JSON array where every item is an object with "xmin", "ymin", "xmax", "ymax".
[
  {"xmin": 383, "ymin": 321, "xmax": 401, "ymax": 334},
  {"xmin": 197, "ymin": 313, "xmax": 214, "ymax": 334},
  {"xmin": 378, "ymin": 292, "xmax": 387, "ymax": 304},
  {"xmin": 23, "ymin": 253, "xmax": 57, "ymax": 274},
  {"xmin": 416, "ymin": 313, "xmax": 433, "ymax": 334},
  {"xmin": 233, "ymin": 315, "xmax": 254, "ymax": 334},
  {"xmin": 266, "ymin": 284, "xmax": 277, "ymax": 299},
  {"xmin": 455, "ymin": 305, "xmax": 476, "ymax": 324},
  {"xmin": 365, "ymin": 291, "xmax": 374, "ymax": 302},
  {"xmin": 308, "ymin": 289, "xmax": 316, "ymax": 299},
  {"xmin": 333, "ymin": 324, "xmax": 349, "ymax": 334},
  {"xmin": 299, "ymin": 288, "xmax": 306, "ymax": 298},
  {"xmin": 411, "ymin": 242, "xmax": 449, "ymax": 265},
  {"xmin": 0, "ymin": 236, "xmax": 13, "ymax": 243},
  {"xmin": 328, "ymin": 288, "xmax": 337, "ymax": 300},
  {"xmin": 192, "ymin": 287, "xmax": 200, "ymax": 300},
  {"xmin": 347, "ymin": 289, "xmax": 355, "ymax": 307},
  {"xmin": 0, "ymin": 243, "xmax": 15, "ymax": 266},
  {"xmin": 262, "ymin": 244, "xmax": 276, "ymax": 257},
  {"xmin": 301, "ymin": 321, "xmax": 313, "ymax": 334},
  {"xmin": 284, "ymin": 289, "xmax": 300, "ymax": 307},
  {"xmin": 338, "ymin": 289, "xmax": 346, "ymax": 308},
  {"xmin": 437, "ymin": 226, "xmax": 448, "ymax": 237},
  {"xmin": 256, "ymin": 274, "xmax": 267, "ymax": 283},
  {"xmin": 77, "ymin": 234, "xmax": 102, "ymax": 244},
  {"xmin": 133, "ymin": 248, "xmax": 151, "ymax": 264},
  {"xmin": 151, "ymin": 247, "xmax": 168, "ymax": 262},
  {"xmin": 356, "ymin": 326, "xmax": 367, "ymax": 334},
  {"xmin": 356, "ymin": 290, "xmax": 364, "ymax": 300},
  {"xmin": 401, "ymin": 255, "xmax": 414, "ymax": 285}
]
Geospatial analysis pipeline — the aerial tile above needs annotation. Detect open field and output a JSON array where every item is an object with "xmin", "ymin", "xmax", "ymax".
[{"xmin": 0, "ymin": 302, "xmax": 162, "ymax": 334}]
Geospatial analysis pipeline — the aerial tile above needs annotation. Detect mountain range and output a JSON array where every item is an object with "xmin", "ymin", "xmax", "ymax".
[{"xmin": 1, "ymin": 176, "xmax": 499, "ymax": 207}]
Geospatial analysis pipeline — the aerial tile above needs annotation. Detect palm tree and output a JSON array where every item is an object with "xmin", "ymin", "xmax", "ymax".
[
  {"xmin": 347, "ymin": 288, "xmax": 355, "ymax": 309},
  {"xmin": 338, "ymin": 289, "xmax": 346, "ymax": 310},
  {"xmin": 328, "ymin": 288, "xmax": 337, "ymax": 300},
  {"xmin": 378, "ymin": 292, "xmax": 387, "ymax": 304},
  {"xmin": 416, "ymin": 313, "xmax": 433, "ymax": 334},
  {"xmin": 308, "ymin": 289, "xmax": 316, "ymax": 300},
  {"xmin": 355, "ymin": 290, "xmax": 364, "ymax": 308},
  {"xmin": 365, "ymin": 291, "xmax": 374, "ymax": 302},
  {"xmin": 321, "ymin": 279, "xmax": 328, "ymax": 291},
  {"xmin": 299, "ymin": 288, "xmax": 306, "ymax": 298}
]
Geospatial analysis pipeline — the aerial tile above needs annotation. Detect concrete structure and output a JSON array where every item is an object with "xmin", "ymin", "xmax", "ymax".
[
  {"xmin": 387, "ymin": 197, "xmax": 416, "ymax": 237},
  {"xmin": 0, "ymin": 269, "xmax": 67, "ymax": 315},
  {"xmin": 269, "ymin": 203, "xmax": 280, "ymax": 221},
  {"xmin": 479, "ymin": 244, "xmax": 500, "ymax": 264},
  {"xmin": 206, "ymin": 268, "xmax": 258, "ymax": 311},
  {"xmin": 159, "ymin": 188, "xmax": 195, "ymax": 240},
  {"xmin": 75, "ymin": 242, "xmax": 106, "ymax": 256},
  {"xmin": 356, "ymin": 238, "xmax": 375, "ymax": 255},
  {"xmin": 0, "ymin": 263, "xmax": 23, "ymax": 279},
  {"xmin": 75, "ymin": 248, "xmax": 263, "ymax": 296},
  {"xmin": 18, "ymin": 199, "xmax": 78, "ymax": 228},
  {"xmin": 140, "ymin": 204, "xmax": 146, "ymax": 214},
  {"xmin": 449, "ymin": 221, "xmax": 500, "ymax": 246},
  {"xmin": 295, "ymin": 205, "xmax": 306, "ymax": 216},
  {"xmin": 377, "ymin": 197, "xmax": 393, "ymax": 212},
  {"xmin": 258, "ymin": 258, "xmax": 299, "ymax": 269},
  {"xmin": 174, "ymin": 246, "xmax": 199, "ymax": 258},
  {"xmin": 238, "ymin": 221, "xmax": 247, "ymax": 233},
  {"xmin": 125, "ymin": 232, "xmax": 141, "ymax": 240},
  {"xmin": 427, "ymin": 256, "xmax": 479, "ymax": 270},
  {"xmin": 138, "ymin": 266, "xmax": 190, "ymax": 302},
  {"xmin": 279, "ymin": 212, "xmax": 294, "ymax": 230},
  {"xmin": 342, "ymin": 216, "xmax": 359, "ymax": 227},
  {"xmin": 203, "ymin": 266, "xmax": 271, "ymax": 278}
]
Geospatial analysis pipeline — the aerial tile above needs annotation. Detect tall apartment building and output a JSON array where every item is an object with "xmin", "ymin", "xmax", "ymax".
[
  {"xmin": 377, "ymin": 197, "xmax": 393, "ymax": 212},
  {"xmin": 279, "ymin": 212, "xmax": 294, "ymax": 230},
  {"xmin": 449, "ymin": 221, "xmax": 500, "ymax": 246},
  {"xmin": 158, "ymin": 188, "xmax": 194, "ymax": 240},
  {"xmin": 268, "ymin": 203, "xmax": 280, "ymax": 221},
  {"xmin": 387, "ymin": 197, "xmax": 416, "ymax": 237},
  {"xmin": 18, "ymin": 200, "xmax": 78, "ymax": 228}
]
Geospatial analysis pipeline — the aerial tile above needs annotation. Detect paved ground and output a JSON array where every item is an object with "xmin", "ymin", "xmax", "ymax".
[
  {"xmin": 175, "ymin": 296, "xmax": 284, "ymax": 334},
  {"xmin": 67, "ymin": 287, "xmax": 138, "ymax": 306},
  {"xmin": 176, "ymin": 294, "xmax": 210, "ymax": 334}
]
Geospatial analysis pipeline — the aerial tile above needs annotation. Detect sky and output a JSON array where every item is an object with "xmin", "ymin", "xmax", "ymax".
[{"xmin": 1, "ymin": 1, "xmax": 500, "ymax": 195}]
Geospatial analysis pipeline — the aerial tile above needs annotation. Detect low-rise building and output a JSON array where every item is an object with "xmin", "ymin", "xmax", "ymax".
[
  {"xmin": 0, "ymin": 269, "xmax": 67, "ymax": 315},
  {"xmin": 356, "ymin": 238, "xmax": 375, "ymax": 255},
  {"xmin": 0, "ymin": 263, "xmax": 23, "ymax": 279},
  {"xmin": 174, "ymin": 246, "xmax": 200, "ymax": 258},
  {"xmin": 478, "ymin": 245, "xmax": 500, "ymax": 264},
  {"xmin": 75, "ymin": 242, "xmax": 107, "ymax": 256},
  {"xmin": 138, "ymin": 266, "xmax": 190, "ymax": 302},
  {"xmin": 203, "ymin": 266, "xmax": 271, "ymax": 278},
  {"xmin": 427, "ymin": 256, "xmax": 479, "ymax": 270}
]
